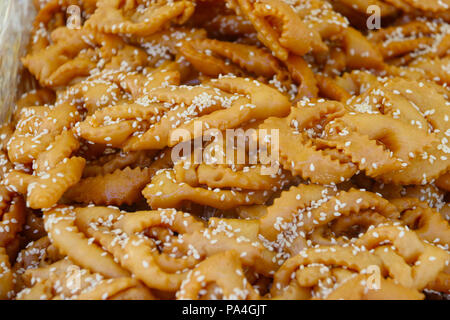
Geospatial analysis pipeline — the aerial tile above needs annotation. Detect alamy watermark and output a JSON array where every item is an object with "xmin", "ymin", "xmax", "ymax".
[
  {"xmin": 66, "ymin": 5, "xmax": 81, "ymax": 29},
  {"xmin": 366, "ymin": 265, "xmax": 381, "ymax": 290},
  {"xmin": 366, "ymin": 5, "xmax": 381, "ymax": 30}
]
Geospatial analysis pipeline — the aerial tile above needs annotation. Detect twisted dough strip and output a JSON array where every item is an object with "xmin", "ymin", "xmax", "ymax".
[
  {"xmin": 82, "ymin": 150, "xmax": 157, "ymax": 177},
  {"xmin": 336, "ymin": 0, "xmax": 448, "ymax": 22},
  {"xmin": 309, "ymin": 211, "xmax": 392, "ymax": 246},
  {"xmin": 369, "ymin": 20, "xmax": 440, "ymax": 43},
  {"xmin": 18, "ymin": 259, "xmax": 154, "ymax": 300},
  {"xmin": 321, "ymin": 26, "xmax": 384, "ymax": 74},
  {"xmin": 409, "ymin": 56, "xmax": 450, "ymax": 86},
  {"xmin": 75, "ymin": 279, "xmax": 155, "ymax": 300},
  {"xmin": 259, "ymin": 184, "xmax": 335, "ymax": 242},
  {"xmin": 332, "ymin": 69, "xmax": 381, "ymax": 95},
  {"xmin": 178, "ymin": 76, "xmax": 292, "ymax": 135},
  {"xmin": 391, "ymin": 184, "xmax": 446, "ymax": 211},
  {"xmin": 121, "ymin": 63, "xmax": 182, "ymax": 97},
  {"xmin": 385, "ymin": 0, "xmax": 450, "ymax": 14},
  {"xmin": 259, "ymin": 184, "xmax": 400, "ymax": 261},
  {"xmin": 371, "ymin": 79, "xmax": 450, "ymax": 184},
  {"xmin": 323, "ymin": 45, "xmax": 347, "ymax": 77},
  {"xmin": 319, "ymin": 127, "xmax": 400, "ymax": 178},
  {"xmin": 0, "ymin": 247, "xmax": 14, "ymax": 300},
  {"xmin": 0, "ymin": 151, "xmax": 13, "ymax": 181},
  {"xmin": 284, "ymin": 55, "xmax": 318, "ymax": 100},
  {"xmin": 171, "ymin": 218, "xmax": 278, "ymax": 276},
  {"xmin": 86, "ymin": 0, "xmax": 195, "ymax": 37},
  {"xmin": 64, "ymin": 166, "xmax": 152, "ymax": 206},
  {"xmin": 299, "ymin": 188, "xmax": 399, "ymax": 233},
  {"xmin": 369, "ymin": 20, "xmax": 450, "ymax": 63},
  {"xmin": 358, "ymin": 180, "xmax": 446, "ymax": 208},
  {"xmin": 347, "ymin": 79, "xmax": 429, "ymax": 126},
  {"xmin": 289, "ymin": 0, "xmax": 349, "ymax": 39},
  {"xmin": 179, "ymin": 38, "xmax": 291, "ymax": 87},
  {"xmin": 177, "ymin": 251, "xmax": 259, "ymax": 300},
  {"xmin": 96, "ymin": 42, "xmax": 150, "ymax": 75},
  {"xmin": 7, "ymin": 103, "xmax": 80, "ymax": 164},
  {"xmin": 341, "ymin": 27, "xmax": 384, "ymax": 70},
  {"xmin": 173, "ymin": 131, "xmax": 294, "ymax": 190},
  {"xmin": 0, "ymin": 186, "xmax": 26, "ymax": 249},
  {"xmin": 174, "ymin": 161, "xmax": 292, "ymax": 190},
  {"xmin": 15, "ymin": 89, "xmax": 56, "ymax": 121},
  {"xmin": 271, "ymin": 246, "xmax": 382, "ymax": 299},
  {"xmin": 332, "ymin": 77, "xmax": 440, "ymax": 137},
  {"xmin": 380, "ymin": 38, "xmax": 434, "ymax": 60},
  {"xmin": 5, "ymin": 155, "xmax": 85, "ymax": 210},
  {"xmin": 28, "ymin": 0, "xmax": 90, "ymax": 53},
  {"xmin": 77, "ymin": 57, "xmax": 182, "ymax": 106},
  {"xmin": 12, "ymin": 237, "xmax": 64, "ymax": 290},
  {"xmin": 78, "ymin": 82, "xmax": 246, "ymax": 150},
  {"xmin": 23, "ymin": 27, "xmax": 106, "ymax": 87},
  {"xmin": 130, "ymin": 27, "xmax": 207, "ymax": 67},
  {"xmin": 201, "ymin": 13, "xmax": 255, "ymax": 38},
  {"xmin": 227, "ymin": 0, "xmax": 327, "ymax": 61},
  {"xmin": 96, "ymin": 77, "xmax": 291, "ymax": 151},
  {"xmin": 324, "ymin": 273, "xmax": 424, "ymax": 300},
  {"xmin": 33, "ymin": 130, "xmax": 80, "ymax": 173},
  {"xmin": 75, "ymin": 280, "xmax": 154, "ymax": 300},
  {"xmin": 19, "ymin": 259, "xmax": 87, "ymax": 298},
  {"xmin": 75, "ymin": 206, "xmax": 204, "ymax": 292},
  {"xmin": 57, "ymin": 77, "xmax": 132, "ymax": 116},
  {"xmin": 0, "ymin": 125, "xmax": 13, "ymax": 153},
  {"xmin": 26, "ymin": 24, "xmax": 149, "ymax": 88},
  {"xmin": 321, "ymin": 113, "xmax": 434, "ymax": 178},
  {"xmin": 77, "ymin": 102, "xmax": 174, "ymax": 148},
  {"xmin": 390, "ymin": 198, "xmax": 450, "ymax": 247},
  {"xmin": 315, "ymin": 74, "xmax": 351, "ymax": 102},
  {"xmin": 259, "ymin": 101, "xmax": 357, "ymax": 184},
  {"xmin": 143, "ymin": 169, "xmax": 270, "ymax": 210},
  {"xmin": 425, "ymin": 273, "xmax": 450, "ymax": 294},
  {"xmin": 56, "ymin": 67, "xmax": 173, "ymax": 115},
  {"xmin": 165, "ymin": 77, "xmax": 291, "ymax": 146},
  {"xmin": 11, "ymin": 236, "xmax": 64, "ymax": 297},
  {"xmin": 356, "ymin": 225, "xmax": 449, "ymax": 291},
  {"xmin": 402, "ymin": 0, "xmax": 450, "ymax": 12},
  {"xmin": 43, "ymin": 206, "xmax": 129, "ymax": 279}
]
